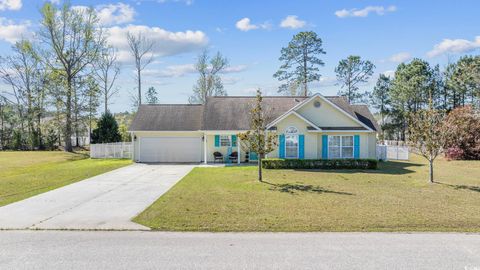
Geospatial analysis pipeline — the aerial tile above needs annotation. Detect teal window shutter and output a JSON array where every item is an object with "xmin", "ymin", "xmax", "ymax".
[
  {"xmin": 250, "ymin": 152, "xmax": 258, "ymax": 160},
  {"xmin": 231, "ymin": 135, "xmax": 237, "ymax": 147},
  {"xmin": 279, "ymin": 134, "xmax": 285, "ymax": 158},
  {"xmin": 354, "ymin": 135, "xmax": 360, "ymax": 159},
  {"xmin": 322, "ymin": 135, "xmax": 328, "ymax": 159},
  {"xmin": 299, "ymin": 135, "xmax": 305, "ymax": 159},
  {"xmin": 214, "ymin": 135, "xmax": 220, "ymax": 147}
]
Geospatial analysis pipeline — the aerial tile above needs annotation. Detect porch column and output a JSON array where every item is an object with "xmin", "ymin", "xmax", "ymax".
[
  {"xmin": 203, "ymin": 133, "xmax": 207, "ymax": 164},
  {"xmin": 237, "ymin": 136, "xmax": 241, "ymax": 164}
]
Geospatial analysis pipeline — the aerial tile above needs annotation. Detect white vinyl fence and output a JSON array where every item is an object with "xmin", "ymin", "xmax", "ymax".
[
  {"xmin": 376, "ymin": 144, "xmax": 409, "ymax": 161},
  {"xmin": 90, "ymin": 142, "xmax": 132, "ymax": 159}
]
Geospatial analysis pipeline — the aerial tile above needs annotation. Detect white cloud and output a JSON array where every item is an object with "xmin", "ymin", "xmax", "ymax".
[
  {"xmin": 222, "ymin": 76, "xmax": 241, "ymax": 85},
  {"xmin": 335, "ymin": 5, "xmax": 397, "ymax": 18},
  {"xmin": 235, "ymin": 17, "xmax": 270, "ymax": 31},
  {"xmin": 280, "ymin": 15, "xmax": 306, "ymax": 29},
  {"xmin": 389, "ymin": 52, "xmax": 411, "ymax": 63},
  {"xmin": 106, "ymin": 24, "xmax": 208, "ymax": 63},
  {"xmin": 0, "ymin": 0, "xmax": 22, "ymax": 11},
  {"xmin": 96, "ymin": 3, "xmax": 136, "ymax": 26},
  {"xmin": 0, "ymin": 17, "xmax": 32, "ymax": 44},
  {"xmin": 73, "ymin": 3, "xmax": 136, "ymax": 26},
  {"xmin": 144, "ymin": 64, "xmax": 196, "ymax": 77},
  {"xmin": 156, "ymin": 0, "xmax": 194, "ymax": 5},
  {"xmin": 383, "ymin": 70, "xmax": 395, "ymax": 78},
  {"xmin": 222, "ymin": 64, "xmax": 247, "ymax": 73},
  {"xmin": 235, "ymin": 18, "xmax": 257, "ymax": 31},
  {"xmin": 427, "ymin": 36, "xmax": 480, "ymax": 58},
  {"xmin": 144, "ymin": 64, "xmax": 247, "ymax": 78}
]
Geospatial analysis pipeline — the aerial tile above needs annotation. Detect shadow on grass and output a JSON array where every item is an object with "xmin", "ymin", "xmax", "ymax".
[
  {"xmin": 68, "ymin": 151, "xmax": 90, "ymax": 160},
  {"xmin": 437, "ymin": 182, "xmax": 480, "ymax": 193},
  {"xmin": 263, "ymin": 181, "xmax": 354, "ymax": 196},
  {"xmin": 292, "ymin": 160, "xmax": 424, "ymax": 175}
]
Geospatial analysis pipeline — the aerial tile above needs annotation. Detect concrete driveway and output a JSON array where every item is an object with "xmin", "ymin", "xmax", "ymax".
[{"xmin": 0, "ymin": 164, "xmax": 195, "ymax": 230}]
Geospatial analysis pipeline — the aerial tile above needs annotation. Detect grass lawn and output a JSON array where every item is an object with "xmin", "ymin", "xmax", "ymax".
[
  {"xmin": 135, "ymin": 154, "xmax": 480, "ymax": 232},
  {"xmin": 0, "ymin": 151, "xmax": 132, "ymax": 207}
]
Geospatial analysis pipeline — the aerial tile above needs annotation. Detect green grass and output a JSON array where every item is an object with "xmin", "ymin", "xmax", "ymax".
[
  {"xmin": 135, "ymin": 154, "xmax": 480, "ymax": 232},
  {"xmin": 0, "ymin": 151, "xmax": 132, "ymax": 207}
]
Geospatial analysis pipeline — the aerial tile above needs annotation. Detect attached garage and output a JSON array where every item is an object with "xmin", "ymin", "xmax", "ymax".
[{"xmin": 138, "ymin": 137, "xmax": 202, "ymax": 163}]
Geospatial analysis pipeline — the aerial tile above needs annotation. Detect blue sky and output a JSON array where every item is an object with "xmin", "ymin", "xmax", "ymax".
[{"xmin": 0, "ymin": 0, "xmax": 479, "ymax": 113}]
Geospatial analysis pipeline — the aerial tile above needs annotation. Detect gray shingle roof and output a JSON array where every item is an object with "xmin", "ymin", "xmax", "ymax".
[
  {"xmin": 351, "ymin": 104, "xmax": 381, "ymax": 131},
  {"xmin": 202, "ymin": 96, "xmax": 307, "ymax": 130},
  {"xmin": 129, "ymin": 96, "xmax": 379, "ymax": 132},
  {"xmin": 129, "ymin": 104, "xmax": 203, "ymax": 131}
]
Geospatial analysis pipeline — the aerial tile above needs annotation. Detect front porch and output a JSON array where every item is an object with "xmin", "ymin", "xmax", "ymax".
[{"xmin": 202, "ymin": 131, "xmax": 258, "ymax": 164}]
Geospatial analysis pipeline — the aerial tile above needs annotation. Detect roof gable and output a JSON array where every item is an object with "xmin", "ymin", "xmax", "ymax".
[
  {"xmin": 295, "ymin": 96, "xmax": 363, "ymax": 128},
  {"xmin": 267, "ymin": 93, "xmax": 375, "ymax": 131},
  {"xmin": 201, "ymin": 96, "xmax": 307, "ymax": 130}
]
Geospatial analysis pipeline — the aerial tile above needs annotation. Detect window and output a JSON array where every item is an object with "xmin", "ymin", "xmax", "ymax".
[
  {"xmin": 220, "ymin": 135, "xmax": 231, "ymax": 147},
  {"xmin": 285, "ymin": 126, "xmax": 298, "ymax": 158},
  {"xmin": 328, "ymin": 135, "xmax": 354, "ymax": 159}
]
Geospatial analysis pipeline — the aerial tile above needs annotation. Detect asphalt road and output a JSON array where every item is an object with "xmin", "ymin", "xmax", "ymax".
[{"xmin": 0, "ymin": 231, "xmax": 479, "ymax": 269}]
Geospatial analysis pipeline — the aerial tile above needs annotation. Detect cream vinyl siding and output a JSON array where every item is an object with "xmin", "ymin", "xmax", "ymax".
[
  {"xmin": 268, "ymin": 114, "xmax": 317, "ymax": 159},
  {"xmin": 296, "ymin": 96, "xmax": 363, "ymax": 128}
]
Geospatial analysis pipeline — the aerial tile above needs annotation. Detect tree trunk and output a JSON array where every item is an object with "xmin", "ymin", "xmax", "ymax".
[
  {"xmin": 64, "ymin": 78, "xmax": 73, "ymax": 152},
  {"xmin": 104, "ymin": 82, "xmax": 108, "ymax": 113},
  {"xmin": 429, "ymin": 160, "xmax": 434, "ymax": 183},
  {"xmin": 137, "ymin": 68, "xmax": 142, "ymax": 105},
  {"xmin": 258, "ymin": 157, "xmax": 262, "ymax": 182},
  {"xmin": 303, "ymin": 52, "xmax": 308, "ymax": 96},
  {"xmin": 37, "ymin": 114, "xmax": 43, "ymax": 150}
]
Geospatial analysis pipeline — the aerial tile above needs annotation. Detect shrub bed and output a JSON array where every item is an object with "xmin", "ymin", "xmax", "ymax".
[{"xmin": 262, "ymin": 158, "xmax": 378, "ymax": 170}]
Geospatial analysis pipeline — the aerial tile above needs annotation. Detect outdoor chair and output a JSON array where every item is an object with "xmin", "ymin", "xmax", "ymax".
[
  {"xmin": 213, "ymin": 151, "xmax": 223, "ymax": 163},
  {"xmin": 228, "ymin": 151, "xmax": 238, "ymax": 163}
]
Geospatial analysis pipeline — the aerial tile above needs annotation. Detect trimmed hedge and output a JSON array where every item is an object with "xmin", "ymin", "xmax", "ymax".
[{"xmin": 261, "ymin": 158, "xmax": 378, "ymax": 170}]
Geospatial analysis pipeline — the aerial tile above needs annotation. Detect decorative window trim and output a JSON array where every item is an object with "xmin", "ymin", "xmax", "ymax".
[
  {"xmin": 220, "ymin": 135, "xmax": 231, "ymax": 147},
  {"xmin": 328, "ymin": 135, "xmax": 354, "ymax": 159},
  {"xmin": 285, "ymin": 126, "xmax": 299, "ymax": 134}
]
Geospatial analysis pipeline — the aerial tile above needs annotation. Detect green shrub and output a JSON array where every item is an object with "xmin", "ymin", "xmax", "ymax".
[{"xmin": 262, "ymin": 158, "xmax": 378, "ymax": 170}]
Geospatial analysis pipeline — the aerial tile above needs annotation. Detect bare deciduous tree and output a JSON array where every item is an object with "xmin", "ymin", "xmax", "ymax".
[
  {"xmin": 127, "ymin": 32, "xmax": 154, "ymax": 106},
  {"xmin": 40, "ymin": 3, "xmax": 105, "ymax": 152},
  {"xmin": 189, "ymin": 50, "xmax": 228, "ymax": 104},
  {"xmin": 238, "ymin": 89, "xmax": 278, "ymax": 181},
  {"xmin": 94, "ymin": 46, "xmax": 120, "ymax": 113},
  {"xmin": 0, "ymin": 40, "xmax": 47, "ymax": 149},
  {"xmin": 407, "ymin": 103, "xmax": 446, "ymax": 183}
]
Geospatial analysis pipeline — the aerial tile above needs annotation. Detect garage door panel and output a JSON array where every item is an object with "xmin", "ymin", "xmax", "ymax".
[{"xmin": 139, "ymin": 137, "xmax": 202, "ymax": 163}]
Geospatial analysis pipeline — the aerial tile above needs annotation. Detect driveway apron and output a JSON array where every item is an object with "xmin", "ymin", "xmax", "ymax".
[{"xmin": 0, "ymin": 164, "xmax": 194, "ymax": 230}]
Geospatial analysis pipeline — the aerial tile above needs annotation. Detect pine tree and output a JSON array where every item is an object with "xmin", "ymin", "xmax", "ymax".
[
  {"xmin": 273, "ymin": 31, "xmax": 326, "ymax": 96},
  {"xmin": 146, "ymin": 87, "xmax": 159, "ymax": 104},
  {"xmin": 91, "ymin": 111, "xmax": 121, "ymax": 143},
  {"xmin": 335, "ymin": 55, "xmax": 375, "ymax": 103}
]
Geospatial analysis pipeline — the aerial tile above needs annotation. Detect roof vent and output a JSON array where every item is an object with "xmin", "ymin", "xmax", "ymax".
[
  {"xmin": 314, "ymin": 100, "xmax": 321, "ymax": 108},
  {"xmin": 294, "ymin": 98, "xmax": 300, "ymax": 102}
]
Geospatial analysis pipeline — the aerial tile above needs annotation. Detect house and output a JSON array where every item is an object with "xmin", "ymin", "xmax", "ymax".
[{"xmin": 128, "ymin": 93, "xmax": 379, "ymax": 163}]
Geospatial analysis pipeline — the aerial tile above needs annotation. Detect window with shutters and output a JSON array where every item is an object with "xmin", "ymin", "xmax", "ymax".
[{"xmin": 328, "ymin": 135, "xmax": 354, "ymax": 159}]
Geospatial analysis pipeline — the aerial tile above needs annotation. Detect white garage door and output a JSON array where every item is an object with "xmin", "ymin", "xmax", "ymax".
[{"xmin": 139, "ymin": 137, "xmax": 202, "ymax": 163}]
